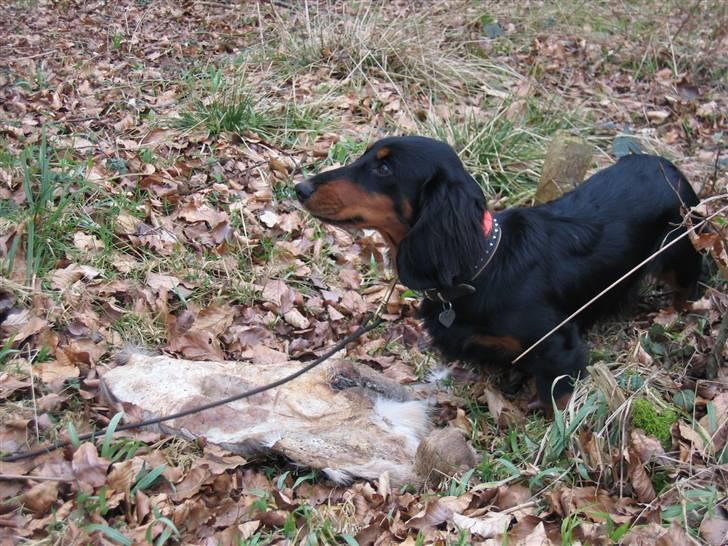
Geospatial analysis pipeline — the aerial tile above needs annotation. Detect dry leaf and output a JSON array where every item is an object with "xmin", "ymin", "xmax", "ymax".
[
  {"xmin": 190, "ymin": 305, "xmax": 235, "ymax": 336},
  {"xmin": 249, "ymin": 344, "xmax": 287, "ymax": 365},
  {"xmin": 269, "ymin": 157, "xmax": 291, "ymax": 176},
  {"xmin": 480, "ymin": 387, "xmax": 522, "ymax": 426},
  {"xmin": 38, "ymin": 360, "xmax": 80, "ymax": 384},
  {"xmin": 146, "ymin": 272, "xmax": 181, "ymax": 292},
  {"xmin": 406, "ymin": 498, "xmax": 459, "ymax": 530},
  {"xmin": 259, "ymin": 210, "xmax": 280, "ymax": 228},
  {"xmin": 2, "ymin": 311, "xmax": 48, "ymax": 343},
  {"xmin": 283, "ymin": 308, "xmax": 310, "ymax": 329},
  {"xmin": 646, "ymin": 110, "xmax": 670, "ymax": 123},
  {"xmin": 510, "ymin": 519, "xmax": 555, "ymax": 546},
  {"xmin": 628, "ymin": 450, "xmax": 656, "ymax": 502},
  {"xmin": 546, "ymin": 486, "xmax": 615, "ymax": 518},
  {"xmin": 262, "ymin": 279, "xmax": 295, "ymax": 312},
  {"xmin": 21, "ymin": 481, "xmax": 58, "ymax": 515},
  {"xmin": 496, "ymin": 484, "xmax": 532, "ymax": 511},
  {"xmin": 678, "ymin": 422, "xmax": 706, "ymax": 452},
  {"xmin": 700, "ymin": 507, "xmax": 728, "ymax": 546},
  {"xmin": 173, "ymin": 466, "xmax": 213, "ymax": 502},
  {"xmin": 50, "ymin": 264, "xmax": 101, "ymax": 291},
  {"xmin": 453, "ymin": 511, "xmax": 512, "ymax": 539},
  {"xmin": 630, "ymin": 429, "xmax": 665, "ymax": 463},
  {"xmin": 656, "ymin": 521, "xmax": 698, "ymax": 545},
  {"xmin": 167, "ymin": 330, "xmax": 226, "ymax": 361},
  {"xmin": 114, "ymin": 211, "xmax": 141, "ymax": 234},
  {"xmin": 107, "ymin": 459, "xmax": 140, "ymax": 493},
  {"xmin": 72, "ymin": 443, "xmax": 109, "ymax": 493}
]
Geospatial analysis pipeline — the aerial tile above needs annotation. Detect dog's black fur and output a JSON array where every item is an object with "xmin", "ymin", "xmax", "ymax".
[{"xmin": 296, "ymin": 136, "xmax": 703, "ymax": 406}]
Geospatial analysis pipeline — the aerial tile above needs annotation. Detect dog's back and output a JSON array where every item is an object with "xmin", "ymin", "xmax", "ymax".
[
  {"xmin": 536, "ymin": 154, "xmax": 702, "ymax": 322},
  {"xmin": 546, "ymin": 154, "xmax": 698, "ymax": 225}
]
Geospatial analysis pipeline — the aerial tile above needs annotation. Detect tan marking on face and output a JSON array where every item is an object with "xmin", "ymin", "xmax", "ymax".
[
  {"xmin": 400, "ymin": 199, "xmax": 413, "ymax": 222},
  {"xmin": 376, "ymin": 147, "xmax": 390, "ymax": 159},
  {"xmin": 302, "ymin": 179, "xmax": 408, "ymax": 256},
  {"xmin": 465, "ymin": 335, "xmax": 522, "ymax": 354}
]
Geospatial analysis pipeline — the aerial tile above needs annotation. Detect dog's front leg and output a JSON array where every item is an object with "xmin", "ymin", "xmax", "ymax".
[{"xmin": 525, "ymin": 322, "xmax": 587, "ymax": 411}]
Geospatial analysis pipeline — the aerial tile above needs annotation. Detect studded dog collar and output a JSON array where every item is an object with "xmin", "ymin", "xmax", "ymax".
[{"xmin": 424, "ymin": 211, "xmax": 502, "ymax": 326}]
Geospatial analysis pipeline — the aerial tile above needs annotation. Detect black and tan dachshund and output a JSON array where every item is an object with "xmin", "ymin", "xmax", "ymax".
[{"xmin": 295, "ymin": 136, "xmax": 703, "ymax": 408}]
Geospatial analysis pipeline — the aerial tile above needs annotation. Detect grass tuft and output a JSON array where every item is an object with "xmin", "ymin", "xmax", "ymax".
[
  {"xmin": 269, "ymin": 2, "xmax": 517, "ymax": 97},
  {"xmin": 2, "ymin": 133, "xmax": 89, "ymax": 283},
  {"xmin": 418, "ymin": 100, "xmax": 593, "ymax": 204},
  {"xmin": 174, "ymin": 65, "xmax": 334, "ymax": 146}
]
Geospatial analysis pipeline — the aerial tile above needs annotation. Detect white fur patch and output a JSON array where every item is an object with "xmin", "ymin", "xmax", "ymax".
[
  {"xmin": 373, "ymin": 398, "xmax": 430, "ymax": 452},
  {"xmin": 425, "ymin": 365, "xmax": 452, "ymax": 383}
]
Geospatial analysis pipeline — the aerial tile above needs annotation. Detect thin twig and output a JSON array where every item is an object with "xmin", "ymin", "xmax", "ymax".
[
  {"xmin": 698, "ymin": 146, "xmax": 723, "ymax": 196},
  {"xmin": 27, "ymin": 357, "xmax": 40, "ymax": 444},
  {"xmin": 672, "ymin": 0, "xmax": 701, "ymax": 42},
  {"xmin": 10, "ymin": 49, "xmax": 58, "ymax": 62},
  {"xmin": 0, "ymin": 474, "xmax": 71, "ymax": 482},
  {"xmin": 706, "ymin": 308, "xmax": 728, "ymax": 379},
  {"xmin": 499, "ymin": 500, "xmax": 537, "ymax": 515}
]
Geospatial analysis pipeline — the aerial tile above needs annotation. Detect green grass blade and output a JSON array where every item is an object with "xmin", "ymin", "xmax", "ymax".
[
  {"xmin": 132, "ymin": 464, "xmax": 167, "ymax": 495},
  {"xmin": 85, "ymin": 524, "xmax": 132, "ymax": 546},
  {"xmin": 67, "ymin": 421, "xmax": 81, "ymax": 450},
  {"xmin": 100, "ymin": 411, "xmax": 124, "ymax": 459}
]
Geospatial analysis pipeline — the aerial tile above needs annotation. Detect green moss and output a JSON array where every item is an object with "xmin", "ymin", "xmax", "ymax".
[
  {"xmin": 651, "ymin": 471, "xmax": 669, "ymax": 494},
  {"xmin": 631, "ymin": 398, "xmax": 678, "ymax": 448}
]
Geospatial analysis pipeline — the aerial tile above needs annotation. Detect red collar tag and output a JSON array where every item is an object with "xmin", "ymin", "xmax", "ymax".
[{"xmin": 482, "ymin": 211, "xmax": 493, "ymax": 235}]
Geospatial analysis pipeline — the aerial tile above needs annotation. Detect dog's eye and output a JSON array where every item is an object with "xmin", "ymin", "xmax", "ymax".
[{"xmin": 373, "ymin": 163, "xmax": 391, "ymax": 177}]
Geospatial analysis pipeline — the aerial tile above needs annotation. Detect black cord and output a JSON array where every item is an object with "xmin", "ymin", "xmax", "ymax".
[{"xmin": 3, "ymin": 314, "xmax": 383, "ymax": 463}]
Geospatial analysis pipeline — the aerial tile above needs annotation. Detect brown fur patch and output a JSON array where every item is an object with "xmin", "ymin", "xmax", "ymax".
[
  {"xmin": 528, "ymin": 392, "xmax": 572, "ymax": 415},
  {"xmin": 400, "ymin": 200, "xmax": 413, "ymax": 222},
  {"xmin": 303, "ymin": 179, "xmax": 408, "ymax": 255},
  {"xmin": 657, "ymin": 270, "xmax": 690, "ymax": 310},
  {"xmin": 466, "ymin": 335, "xmax": 522, "ymax": 354},
  {"xmin": 376, "ymin": 147, "xmax": 390, "ymax": 159}
]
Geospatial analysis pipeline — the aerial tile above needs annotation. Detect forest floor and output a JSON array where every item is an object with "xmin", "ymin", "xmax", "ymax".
[{"xmin": 1, "ymin": 1, "xmax": 727, "ymax": 544}]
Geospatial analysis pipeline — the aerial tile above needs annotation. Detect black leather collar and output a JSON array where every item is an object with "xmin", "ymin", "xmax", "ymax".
[{"xmin": 423, "ymin": 217, "xmax": 501, "ymax": 304}]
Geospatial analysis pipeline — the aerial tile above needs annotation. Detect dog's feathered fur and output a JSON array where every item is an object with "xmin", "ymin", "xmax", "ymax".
[{"xmin": 296, "ymin": 136, "xmax": 703, "ymax": 406}]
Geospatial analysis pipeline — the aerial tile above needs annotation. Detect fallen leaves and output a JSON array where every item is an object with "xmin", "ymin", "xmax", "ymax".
[
  {"xmin": 189, "ymin": 305, "xmax": 236, "ymax": 336},
  {"xmin": 623, "ymin": 521, "xmax": 699, "ymax": 546},
  {"xmin": 546, "ymin": 486, "xmax": 618, "ymax": 520}
]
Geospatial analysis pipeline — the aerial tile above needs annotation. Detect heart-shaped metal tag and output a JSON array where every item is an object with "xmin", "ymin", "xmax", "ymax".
[{"xmin": 438, "ymin": 308, "xmax": 456, "ymax": 328}]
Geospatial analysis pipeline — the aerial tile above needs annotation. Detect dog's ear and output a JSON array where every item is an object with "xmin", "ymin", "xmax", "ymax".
[{"xmin": 396, "ymin": 167, "xmax": 487, "ymax": 289}]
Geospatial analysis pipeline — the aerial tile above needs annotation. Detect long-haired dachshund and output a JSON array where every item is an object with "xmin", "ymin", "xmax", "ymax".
[{"xmin": 295, "ymin": 136, "xmax": 702, "ymax": 407}]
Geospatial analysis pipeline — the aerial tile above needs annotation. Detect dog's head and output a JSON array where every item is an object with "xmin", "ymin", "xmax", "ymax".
[{"xmin": 296, "ymin": 136, "xmax": 489, "ymax": 289}]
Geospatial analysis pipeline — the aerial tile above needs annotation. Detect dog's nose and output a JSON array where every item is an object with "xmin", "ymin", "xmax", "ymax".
[{"xmin": 295, "ymin": 180, "xmax": 315, "ymax": 202}]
